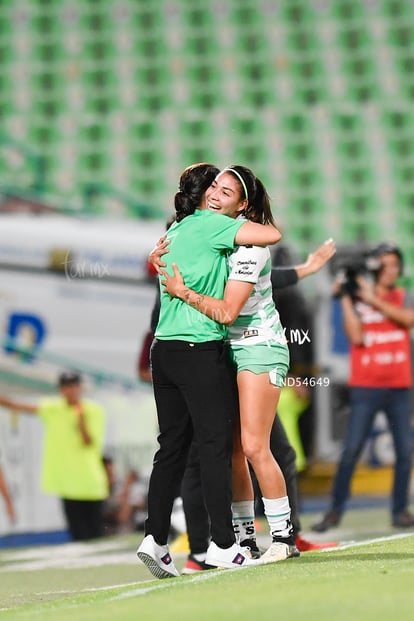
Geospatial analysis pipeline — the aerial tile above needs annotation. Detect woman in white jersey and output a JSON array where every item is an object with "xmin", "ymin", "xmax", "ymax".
[{"xmin": 161, "ymin": 165, "xmax": 296, "ymax": 562}]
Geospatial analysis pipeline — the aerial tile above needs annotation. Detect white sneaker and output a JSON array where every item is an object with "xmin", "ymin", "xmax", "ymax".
[
  {"xmin": 205, "ymin": 541, "xmax": 259, "ymax": 570},
  {"xmin": 260, "ymin": 540, "xmax": 297, "ymax": 564},
  {"xmin": 137, "ymin": 534, "xmax": 180, "ymax": 579}
]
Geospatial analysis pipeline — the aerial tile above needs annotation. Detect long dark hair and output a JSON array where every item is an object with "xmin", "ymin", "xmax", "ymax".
[
  {"xmin": 223, "ymin": 165, "xmax": 275, "ymax": 226},
  {"xmin": 175, "ymin": 163, "xmax": 220, "ymax": 222}
]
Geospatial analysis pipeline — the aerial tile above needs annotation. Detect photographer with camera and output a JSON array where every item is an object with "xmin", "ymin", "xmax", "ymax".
[{"xmin": 313, "ymin": 242, "xmax": 414, "ymax": 532}]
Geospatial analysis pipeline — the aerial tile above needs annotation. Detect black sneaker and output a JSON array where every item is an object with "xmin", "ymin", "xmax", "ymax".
[
  {"xmin": 240, "ymin": 538, "xmax": 261, "ymax": 559},
  {"xmin": 311, "ymin": 510, "xmax": 342, "ymax": 533},
  {"xmin": 392, "ymin": 510, "xmax": 414, "ymax": 528}
]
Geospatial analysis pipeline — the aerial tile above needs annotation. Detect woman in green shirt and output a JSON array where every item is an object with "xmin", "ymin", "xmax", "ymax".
[{"xmin": 137, "ymin": 163, "xmax": 282, "ymax": 579}]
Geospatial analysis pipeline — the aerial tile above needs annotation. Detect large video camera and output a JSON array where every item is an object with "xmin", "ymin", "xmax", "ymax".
[
  {"xmin": 331, "ymin": 245, "xmax": 382, "ymax": 301},
  {"xmin": 335, "ymin": 256, "xmax": 381, "ymax": 300},
  {"xmin": 331, "ymin": 242, "xmax": 404, "ymax": 301}
]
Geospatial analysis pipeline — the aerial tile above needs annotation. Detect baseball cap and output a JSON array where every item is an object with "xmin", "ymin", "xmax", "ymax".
[{"xmin": 58, "ymin": 371, "xmax": 82, "ymax": 387}]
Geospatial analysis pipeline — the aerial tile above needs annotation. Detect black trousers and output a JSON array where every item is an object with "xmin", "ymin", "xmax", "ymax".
[
  {"xmin": 181, "ymin": 415, "xmax": 301, "ymax": 554},
  {"xmin": 62, "ymin": 498, "xmax": 104, "ymax": 541},
  {"xmin": 145, "ymin": 339, "xmax": 238, "ymax": 548}
]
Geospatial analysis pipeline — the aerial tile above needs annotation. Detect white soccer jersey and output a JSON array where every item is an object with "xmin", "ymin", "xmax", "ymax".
[{"xmin": 227, "ymin": 245, "xmax": 286, "ymax": 346}]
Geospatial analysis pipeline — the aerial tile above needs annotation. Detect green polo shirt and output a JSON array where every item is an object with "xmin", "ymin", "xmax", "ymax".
[
  {"xmin": 38, "ymin": 397, "xmax": 109, "ymax": 501},
  {"xmin": 155, "ymin": 209, "xmax": 244, "ymax": 342}
]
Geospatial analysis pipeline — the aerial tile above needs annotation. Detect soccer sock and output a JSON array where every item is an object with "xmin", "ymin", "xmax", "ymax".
[
  {"xmin": 192, "ymin": 552, "xmax": 207, "ymax": 562},
  {"xmin": 232, "ymin": 500, "xmax": 256, "ymax": 543},
  {"xmin": 262, "ymin": 496, "xmax": 293, "ymax": 540}
]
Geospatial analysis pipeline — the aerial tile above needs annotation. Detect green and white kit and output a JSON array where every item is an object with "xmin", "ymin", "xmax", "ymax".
[{"xmin": 227, "ymin": 244, "xmax": 290, "ymax": 386}]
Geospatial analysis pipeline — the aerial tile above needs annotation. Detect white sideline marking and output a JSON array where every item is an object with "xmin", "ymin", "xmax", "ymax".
[
  {"xmin": 37, "ymin": 582, "xmax": 140, "ymax": 596},
  {"xmin": 109, "ymin": 569, "xmax": 226, "ymax": 601},
  {"xmin": 321, "ymin": 531, "xmax": 414, "ymax": 552}
]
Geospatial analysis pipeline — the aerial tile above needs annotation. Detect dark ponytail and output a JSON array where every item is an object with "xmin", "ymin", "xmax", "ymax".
[
  {"xmin": 174, "ymin": 163, "xmax": 219, "ymax": 222},
  {"xmin": 174, "ymin": 190, "xmax": 197, "ymax": 223},
  {"xmin": 225, "ymin": 165, "xmax": 275, "ymax": 226},
  {"xmin": 245, "ymin": 176, "xmax": 275, "ymax": 226}
]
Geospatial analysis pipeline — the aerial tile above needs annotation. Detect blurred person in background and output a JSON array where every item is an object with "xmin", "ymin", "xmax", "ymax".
[
  {"xmin": 0, "ymin": 458, "xmax": 16, "ymax": 525},
  {"xmin": 102, "ymin": 456, "xmax": 147, "ymax": 535},
  {"xmin": 312, "ymin": 243, "xmax": 414, "ymax": 532},
  {"xmin": 270, "ymin": 242, "xmax": 317, "ymax": 464},
  {"xmin": 0, "ymin": 371, "xmax": 109, "ymax": 541},
  {"xmin": 137, "ymin": 215, "xmax": 176, "ymax": 384}
]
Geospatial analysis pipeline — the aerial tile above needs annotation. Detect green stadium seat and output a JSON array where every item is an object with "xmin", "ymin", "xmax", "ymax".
[
  {"xmin": 388, "ymin": 26, "xmax": 414, "ymax": 54},
  {"xmin": 230, "ymin": 117, "xmax": 265, "ymax": 139},
  {"xmin": 382, "ymin": 0, "xmax": 414, "ymax": 19},
  {"xmin": 342, "ymin": 165, "xmax": 375, "ymax": 191},
  {"xmin": 282, "ymin": 1, "xmax": 315, "ymax": 26},
  {"xmin": 184, "ymin": 6, "xmax": 213, "ymax": 25},
  {"xmin": 178, "ymin": 117, "xmax": 216, "ymax": 165},
  {"xmin": 395, "ymin": 56, "xmax": 414, "ymax": 99},
  {"xmin": 343, "ymin": 192, "xmax": 377, "ymax": 214},
  {"xmin": 290, "ymin": 59, "xmax": 327, "ymax": 105},
  {"xmin": 382, "ymin": 110, "xmax": 414, "ymax": 135},
  {"xmin": 230, "ymin": 58, "xmax": 273, "ymax": 107},
  {"xmin": 282, "ymin": 113, "xmax": 313, "ymax": 136},
  {"xmin": 331, "ymin": 0, "xmax": 365, "ymax": 22},
  {"xmin": 134, "ymin": 64, "xmax": 171, "ymax": 111},
  {"xmin": 287, "ymin": 27, "xmax": 321, "ymax": 53},
  {"xmin": 387, "ymin": 135, "xmax": 414, "ymax": 161},
  {"xmin": 337, "ymin": 136, "xmax": 370, "ymax": 164},
  {"xmin": 337, "ymin": 25, "xmax": 372, "ymax": 53},
  {"xmin": 334, "ymin": 112, "xmax": 363, "ymax": 134},
  {"xmin": 130, "ymin": 120, "xmax": 163, "ymax": 148},
  {"xmin": 285, "ymin": 139, "xmax": 315, "ymax": 165},
  {"xmin": 397, "ymin": 191, "xmax": 414, "ymax": 214},
  {"xmin": 289, "ymin": 217, "xmax": 328, "ymax": 246},
  {"xmin": 230, "ymin": 2, "xmax": 266, "ymax": 29},
  {"xmin": 186, "ymin": 61, "xmax": 224, "ymax": 109},
  {"xmin": 342, "ymin": 57, "xmax": 378, "ymax": 101},
  {"xmin": 287, "ymin": 168, "xmax": 323, "ymax": 196},
  {"xmin": 132, "ymin": 6, "xmax": 165, "ymax": 33}
]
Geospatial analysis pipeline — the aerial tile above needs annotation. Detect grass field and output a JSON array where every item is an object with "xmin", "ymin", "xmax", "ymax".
[{"xmin": 1, "ymin": 504, "xmax": 413, "ymax": 621}]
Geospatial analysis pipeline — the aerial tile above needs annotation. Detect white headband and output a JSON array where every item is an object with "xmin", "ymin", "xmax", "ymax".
[{"xmin": 217, "ymin": 168, "xmax": 249, "ymax": 203}]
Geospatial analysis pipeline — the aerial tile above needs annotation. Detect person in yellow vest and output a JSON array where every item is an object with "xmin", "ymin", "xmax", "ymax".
[
  {"xmin": 0, "ymin": 371, "xmax": 108, "ymax": 540},
  {"xmin": 277, "ymin": 380, "xmax": 311, "ymax": 474}
]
